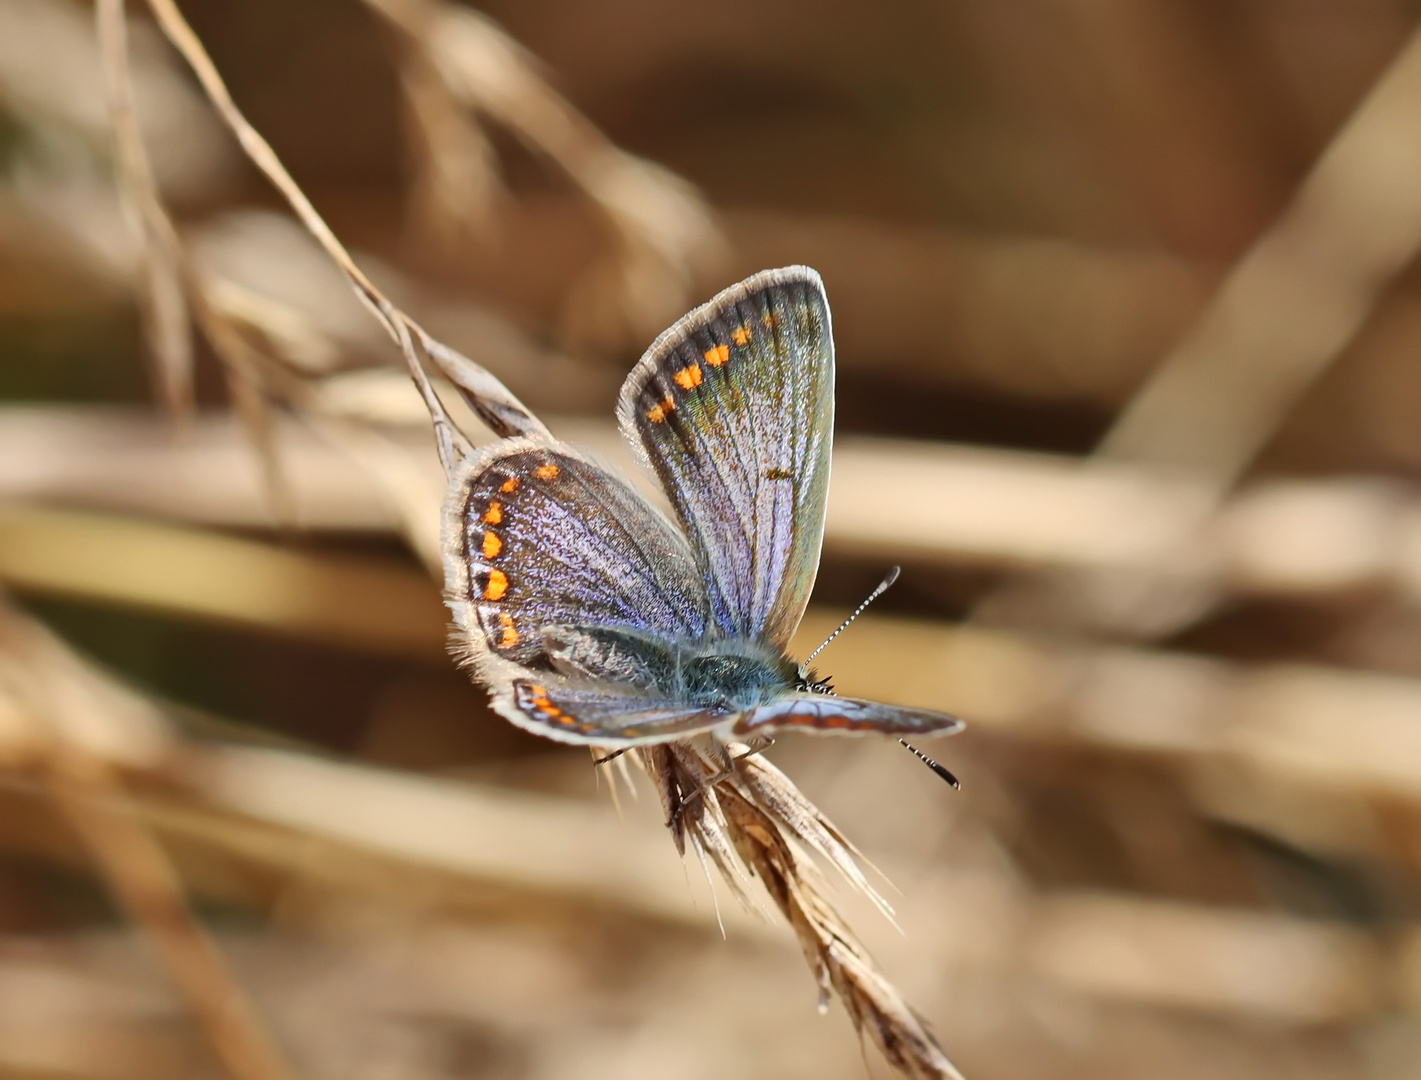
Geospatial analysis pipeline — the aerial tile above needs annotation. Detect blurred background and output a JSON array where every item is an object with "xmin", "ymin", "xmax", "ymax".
[{"xmin": 3, "ymin": 0, "xmax": 1421, "ymax": 1077}]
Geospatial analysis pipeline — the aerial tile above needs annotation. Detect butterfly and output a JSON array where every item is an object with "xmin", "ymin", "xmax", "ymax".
[{"xmin": 441, "ymin": 266, "xmax": 963, "ymax": 758}]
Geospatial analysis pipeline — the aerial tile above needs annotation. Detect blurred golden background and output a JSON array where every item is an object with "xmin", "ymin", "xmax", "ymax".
[{"xmin": 4, "ymin": 1, "xmax": 1421, "ymax": 1077}]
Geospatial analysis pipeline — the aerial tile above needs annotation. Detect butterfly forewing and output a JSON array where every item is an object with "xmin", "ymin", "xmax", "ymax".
[
  {"xmin": 444, "ymin": 438, "xmax": 709, "ymax": 675},
  {"xmin": 618, "ymin": 267, "xmax": 834, "ymax": 651}
]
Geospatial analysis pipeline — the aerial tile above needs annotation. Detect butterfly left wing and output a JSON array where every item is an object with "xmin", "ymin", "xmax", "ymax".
[
  {"xmin": 734, "ymin": 695, "xmax": 964, "ymax": 738},
  {"xmin": 617, "ymin": 267, "xmax": 834, "ymax": 651},
  {"xmin": 509, "ymin": 677, "xmax": 728, "ymax": 746}
]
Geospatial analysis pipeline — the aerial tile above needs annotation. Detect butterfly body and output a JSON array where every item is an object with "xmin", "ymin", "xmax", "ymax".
[{"xmin": 442, "ymin": 267, "xmax": 962, "ymax": 748}]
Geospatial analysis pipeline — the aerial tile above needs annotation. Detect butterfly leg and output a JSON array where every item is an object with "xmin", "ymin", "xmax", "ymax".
[
  {"xmin": 667, "ymin": 739, "xmax": 778, "ymax": 830},
  {"xmin": 667, "ymin": 743, "xmax": 731, "ymax": 832},
  {"xmin": 737, "ymin": 736, "xmax": 776, "ymax": 760},
  {"xmin": 592, "ymin": 747, "xmax": 631, "ymax": 767}
]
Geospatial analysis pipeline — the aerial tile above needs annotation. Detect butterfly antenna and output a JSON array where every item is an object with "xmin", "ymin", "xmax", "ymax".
[
  {"xmin": 899, "ymin": 740, "xmax": 960, "ymax": 789},
  {"xmin": 805, "ymin": 566, "xmax": 901, "ymax": 665}
]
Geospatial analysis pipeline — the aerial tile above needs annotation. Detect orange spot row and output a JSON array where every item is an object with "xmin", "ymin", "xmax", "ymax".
[
  {"xmin": 484, "ymin": 568, "xmax": 508, "ymax": 601},
  {"xmin": 498, "ymin": 612, "xmax": 518, "ymax": 647},
  {"xmin": 731, "ymin": 325, "xmax": 752, "ymax": 346},
  {"xmin": 500, "ymin": 477, "xmax": 519, "ymax": 494},
  {"xmin": 527, "ymin": 686, "xmax": 577, "ymax": 726},
  {"xmin": 673, "ymin": 363, "xmax": 703, "ymax": 390},
  {"xmin": 482, "ymin": 531, "xmax": 503, "ymax": 559},
  {"xmin": 645, "ymin": 394, "xmax": 676, "ymax": 423},
  {"xmin": 703, "ymin": 343, "xmax": 730, "ymax": 367},
  {"xmin": 482, "ymin": 501, "xmax": 503, "ymax": 524},
  {"xmin": 534, "ymin": 463, "xmax": 560, "ymax": 481}
]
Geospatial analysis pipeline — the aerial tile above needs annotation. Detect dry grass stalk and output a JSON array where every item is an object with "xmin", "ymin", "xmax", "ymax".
[
  {"xmin": 626, "ymin": 738, "xmax": 965, "ymax": 1079},
  {"xmin": 0, "ymin": 596, "xmax": 298, "ymax": 1080},
  {"xmin": 976, "ymin": 27, "xmax": 1421, "ymax": 640},
  {"xmin": 1100, "ymin": 28, "xmax": 1421, "ymax": 484},
  {"xmin": 111, "ymin": 2, "xmax": 968, "ymax": 1073},
  {"xmin": 718, "ymin": 785, "xmax": 966, "ymax": 1080},
  {"xmin": 94, "ymin": 0, "xmax": 191, "ymax": 417},
  {"xmin": 645, "ymin": 739, "xmax": 965, "ymax": 1078},
  {"xmin": 361, "ymin": 0, "xmax": 727, "ymax": 349},
  {"xmin": 97, "ymin": 0, "xmax": 298, "ymax": 522},
  {"xmin": 14, "ymin": 404, "xmax": 1421, "ymax": 612},
  {"xmin": 394, "ymin": 45, "xmax": 505, "ymax": 245}
]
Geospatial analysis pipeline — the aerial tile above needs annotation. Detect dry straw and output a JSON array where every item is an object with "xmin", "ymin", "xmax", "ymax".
[{"xmin": 93, "ymin": 0, "xmax": 966, "ymax": 1076}]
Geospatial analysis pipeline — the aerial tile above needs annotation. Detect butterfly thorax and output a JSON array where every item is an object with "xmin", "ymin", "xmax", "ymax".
[
  {"xmin": 542, "ymin": 624, "xmax": 797, "ymax": 712},
  {"xmin": 678, "ymin": 640, "xmax": 799, "ymax": 711}
]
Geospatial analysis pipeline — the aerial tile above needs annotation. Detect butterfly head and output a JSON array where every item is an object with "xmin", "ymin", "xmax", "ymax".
[{"xmin": 795, "ymin": 664, "xmax": 835, "ymax": 696}]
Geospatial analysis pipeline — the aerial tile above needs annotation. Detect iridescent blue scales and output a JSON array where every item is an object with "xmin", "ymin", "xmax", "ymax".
[{"xmin": 440, "ymin": 266, "xmax": 963, "ymax": 747}]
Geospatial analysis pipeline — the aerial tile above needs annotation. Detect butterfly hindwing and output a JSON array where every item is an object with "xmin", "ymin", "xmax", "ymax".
[
  {"xmin": 510, "ymin": 677, "xmax": 727, "ymax": 745},
  {"xmin": 618, "ymin": 267, "xmax": 834, "ymax": 651},
  {"xmin": 443, "ymin": 437, "xmax": 709, "ymax": 676}
]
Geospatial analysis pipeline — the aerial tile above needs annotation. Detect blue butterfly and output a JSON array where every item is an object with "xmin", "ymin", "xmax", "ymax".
[{"xmin": 442, "ymin": 266, "xmax": 962, "ymax": 757}]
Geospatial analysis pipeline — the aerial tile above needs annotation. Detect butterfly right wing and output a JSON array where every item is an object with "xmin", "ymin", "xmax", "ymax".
[
  {"xmin": 617, "ymin": 267, "xmax": 834, "ymax": 651},
  {"xmin": 734, "ymin": 695, "xmax": 964, "ymax": 738},
  {"xmin": 442, "ymin": 436, "xmax": 710, "ymax": 720}
]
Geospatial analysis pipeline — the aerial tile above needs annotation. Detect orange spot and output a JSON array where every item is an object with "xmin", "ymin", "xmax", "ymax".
[
  {"xmin": 485, "ymin": 569, "xmax": 508, "ymax": 601},
  {"xmin": 645, "ymin": 395, "xmax": 677, "ymax": 423},
  {"xmin": 761, "ymin": 313, "xmax": 778, "ymax": 328},
  {"xmin": 823, "ymin": 716, "xmax": 851, "ymax": 729},
  {"xmin": 482, "ymin": 502, "xmax": 503, "ymax": 525},
  {"xmin": 500, "ymin": 477, "xmax": 520, "ymax": 494},
  {"xmin": 482, "ymin": 531, "xmax": 503, "ymax": 559},
  {"xmin": 703, "ymin": 343, "xmax": 730, "ymax": 367},
  {"xmin": 731, "ymin": 325, "xmax": 752, "ymax": 346},
  {"xmin": 673, "ymin": 363, "xmax": 703, "ymax": 390},
  {"xmin": 534, "ymin": 463, "xmax": 559, "ymax": 481},
  {"xmin": 498, "ymin": 612, "xmax": 519, "ymax": 647}
]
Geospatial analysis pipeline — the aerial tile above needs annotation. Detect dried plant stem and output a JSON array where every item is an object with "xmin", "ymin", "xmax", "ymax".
[
  {"xmin": 97, "ymin": 0, "xmax": 295, "ymax": 519},
  {"xmin": 1100, "ymin": 30, "xmax": 1421, "ymax": 485},
  {"xmin": 0, "ymin": 601, "xmax": 297, "ymax": 1080},
  {"xmin": 95, "ymin": 0, "xmax": 192, "ymax": 416},
  {"xmin": 142, "ymin": 0, "xmax": 546, "ymax": 466},
  {"xmin": 718, "ymin": 784, "xmax": 965, "ymax": 1080},
  {"xmin": 45, "ymin": 763, "xmax": 299, "ymax": 1080},
  {"xmin": 362, "ymin": 0, "xmax": 725, "ymax": 345},
  {"xmin": 647, "ymin": 742, "xmax": 965, "ymax": 1078},
  {"xmin": 974, "ymin": 28, "xmax": 1421, "ymax": 640}
]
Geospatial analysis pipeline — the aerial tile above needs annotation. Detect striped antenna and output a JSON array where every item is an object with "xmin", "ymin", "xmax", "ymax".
[
  {"xmin": 805, "ymin": 566, "xmax": 901, "ymax": 665},
  {"xmin": 900, "ymin": 740, "xmax": 960, "ymax": 789}
]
